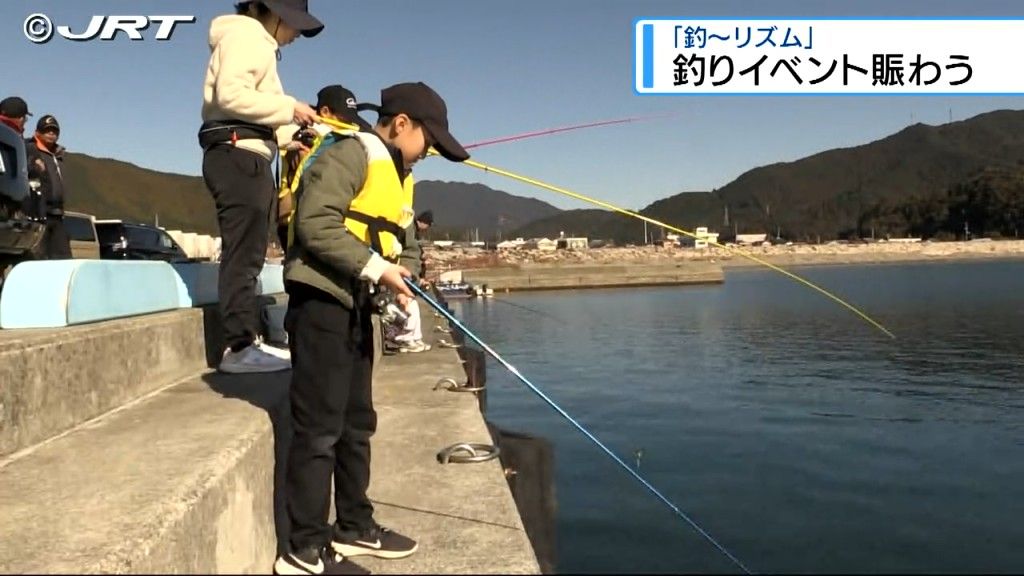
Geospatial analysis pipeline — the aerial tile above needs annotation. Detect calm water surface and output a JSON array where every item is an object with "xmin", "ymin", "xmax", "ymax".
[{"xmin": 448, "ymin": 261, "xmax": 1024, "ymax": 574}]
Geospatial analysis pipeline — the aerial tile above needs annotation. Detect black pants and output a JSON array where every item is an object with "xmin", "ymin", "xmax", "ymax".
[
  {"xmin": 284, "ymin": 282, "xmax": 376, "ymax": 551},
  {"xmin": 277, "ymin": 222, "xmax": 290, "ymax": 255},
  {"xmin": 40, "ymin": 216, "xmax": 72, "ymax": 259},
  {"xmin": 202, "ymin": 145, "xmax": 275, "ymax": 351}
]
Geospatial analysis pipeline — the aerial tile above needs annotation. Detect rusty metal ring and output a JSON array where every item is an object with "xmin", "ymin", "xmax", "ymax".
[
  {"xmin": 433, "ymin": 377, "xmax": 485, "ymax": 393},
  {"xmin": 436, "ymin": 443, "xmax": 500, "ymax": 464}
]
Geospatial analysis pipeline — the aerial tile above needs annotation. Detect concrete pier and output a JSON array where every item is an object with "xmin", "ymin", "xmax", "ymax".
[
  {"xmin": 463, "ymin": 261, "xmax": 723, "ymax": 291},
  {"xmin": 358, "ymin": 312, "xmax": 538, "ymax": 574},
  {"xmin": 0, "ymin": 303, "xmax": 540, "ymax": 573}
]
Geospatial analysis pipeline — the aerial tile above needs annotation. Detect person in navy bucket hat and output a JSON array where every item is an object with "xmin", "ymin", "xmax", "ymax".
[
  {"xmin": 261, "ymin": 0, "xmax": 324, "ymax": 37},
  {"xmin": 199, "ymin": 1, "xmax": 324, "ymax": 376}
]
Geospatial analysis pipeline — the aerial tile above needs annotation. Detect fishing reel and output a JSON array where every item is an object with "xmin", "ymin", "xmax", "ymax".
[
  {"xmin": 372, "ymin": 290, "xmax": 409, "ymax": 326},
  {"xmin": 291, "ymin": 126, "xmax": 318, "ymax": 149}
]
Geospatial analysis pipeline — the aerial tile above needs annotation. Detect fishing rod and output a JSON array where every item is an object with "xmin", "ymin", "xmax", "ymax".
[
  {"xmin": 431, "ymin": 292, "xmax": 563, "ymax": 323},
  {"xmin": 318, "ymin": 114, "xmax": 671, "ymax": 151},
  {"xmin": 463, "ymin": 114, "xmax": 675, "ymax": 150},
  {"xmin": 406, "ymin": 278, "xmax": 754, "ymax": 574},
  {"xmin": 456, "ymin": 158, "xmax": 896, "ymax": 340},
  {"xmin": 486, "ymin": 296, "xmax": 565, "ymax": 323}
]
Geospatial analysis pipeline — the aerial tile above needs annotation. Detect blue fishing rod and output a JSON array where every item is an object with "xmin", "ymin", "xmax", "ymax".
[{"xmin": 406, "ymin": 278, "xmax": 753, "ymax": 574}]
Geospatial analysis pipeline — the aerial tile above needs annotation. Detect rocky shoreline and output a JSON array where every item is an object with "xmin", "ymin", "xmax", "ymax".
[{"xmin": 424, "ymin": 240, "xmax": 1024, "ymax": 276}]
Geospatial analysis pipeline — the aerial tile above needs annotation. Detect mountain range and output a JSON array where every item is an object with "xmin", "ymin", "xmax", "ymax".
[
  {"xmin": 63, "ymin": 109, "xmax": 1024, "ymax": 242},
  {"xmin": 513, "ymin": 109, "xmax": 1024, "ymax": 243}
]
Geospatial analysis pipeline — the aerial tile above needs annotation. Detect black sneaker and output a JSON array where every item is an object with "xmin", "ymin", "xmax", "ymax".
[
  {"xmin": 273, "ymin": 545, "xmax": 370, "ymax": 575},
  {"xmin": 331, "ymin": 523, "xmax": 418, "ymax": 559}
]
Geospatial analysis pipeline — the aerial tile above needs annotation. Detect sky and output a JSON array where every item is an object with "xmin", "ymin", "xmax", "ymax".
[{"xmin": 3, "ymin": 0, "xmax": 1023, "ymax": 212}]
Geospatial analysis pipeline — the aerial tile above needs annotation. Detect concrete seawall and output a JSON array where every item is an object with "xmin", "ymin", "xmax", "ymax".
[{"xmin": 463, "ymin": 261, "xmax": 724, "ymax": 291}]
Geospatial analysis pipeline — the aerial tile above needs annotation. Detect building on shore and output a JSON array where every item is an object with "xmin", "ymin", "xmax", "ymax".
[
  {"xmin": 497, "ymin": 238, "xmax": 527, "ymax": 250},
  {"xmin": 736, "ymin": 233, "xmax": 768, "ymax": 246},
  {"xmin": 536, "ymin": 238, "xmax": 557, "ymax": 251},
  {"xmin": 557, "ymin": 237, "xmax": 589, "ymax": 250},
  {"xmin": 670, "ymin": 227, "xmax": 720, "ymax": 249},
  {"xmin": 694, "ymin": 227, "xmax": 720, "ymax": 249}
]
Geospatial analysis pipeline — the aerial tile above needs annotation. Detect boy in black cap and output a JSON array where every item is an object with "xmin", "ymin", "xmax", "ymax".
[
  {"xmin": 314, "ymin": 85, "xmax": 372, "ymax": 132},
  {"xmin": 277, "ymin": 85, "xmax": 370, "ymax": 252},
  {"xmin": 275, "ymin": 82, "xmax": 467, "ymax": 575},
  {"xmin": 26, "ymin": 114, "xmax": 71, "ymax": 258}
]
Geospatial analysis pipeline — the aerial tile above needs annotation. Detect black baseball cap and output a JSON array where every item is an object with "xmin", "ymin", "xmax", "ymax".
[
  {"xmin": 379, "ymin": 82, "xmax": 469, "ymax": 162},
  {"xmin": 37, "ymin": 114, "xmax": 60, "ymax": 133},
  {"xmin": 0, "ymin": 96, "xmax": 31, "ymax": 118},
  {"xmin": 261, "ymin": 0, "xmax": 323, "ymax": 38},
  {"xmin": 315, "ymin": 85, "xmax": 370, "ymax": 131}
]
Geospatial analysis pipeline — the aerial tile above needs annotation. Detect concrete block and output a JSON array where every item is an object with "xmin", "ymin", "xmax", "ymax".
[
  {"xmin": 172, "ymin": 262, "xmax": 221, "ymax": 307},
  {"xmin": 171, "ymin": 263, "xmax": 285, "ymax": 308},
  {"xmin": 257, "ymin": 264, "xmax": 285, "ymax": 295},
  {"xmin": 181, "ymin": 232, "xmax": 199, "ymax": 258},
  {"xmin": 0, "ymin": 260, "xmax": 182, "ymax": 329},
  {"xmin": 196, "ymin": 235, "xmax": 216, "ymax": 260},
  {"xmin": 166, "ymin": 229, "xmax": 184, "ymax": 247},
  {"xmin": 0, "ymin": 309, "xmax": 207, "ymax": 458},
  {"xmin": 0, "ymin": 373, "xmax": 286, "ymax": 574}
]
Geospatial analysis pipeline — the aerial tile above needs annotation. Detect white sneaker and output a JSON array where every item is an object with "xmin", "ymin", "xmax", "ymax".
[
  {"xmin": 255, "ymin": 337, "xmax": 291, "ymax": 360},
  {"xmin": 397, "ymin": 340, "xmax": 431, "ymax": 353},
  {"xmin": 219, "ymin": 344, "xmax": 291, "ymax": 374}
]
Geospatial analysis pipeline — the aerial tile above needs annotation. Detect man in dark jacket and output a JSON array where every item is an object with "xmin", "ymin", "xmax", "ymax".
[
  {"xmin": 0, "ymin": 96, "xmax": 30, "ymax": 135},
  {"xmin": 26, "ymin": 114, "xmax": 71, "ymax": 259}
]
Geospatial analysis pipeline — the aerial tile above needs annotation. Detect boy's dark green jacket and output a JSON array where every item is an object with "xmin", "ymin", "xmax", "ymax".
[{"xmin": 284, "ymin": 136, "xmax": 421, "ymax": 309}]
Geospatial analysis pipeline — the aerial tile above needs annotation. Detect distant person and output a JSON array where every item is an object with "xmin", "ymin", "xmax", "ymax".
[
  {"xmin": 384, "ymin": 214, "xmax": 429, "ymax": 355},
  {"xmin": 415, "ymin": 209, "xmax": 433, "ymax": 237},
  {"xmin": 385, "ymin": 209, "xmax": 435, "ymax": 352},
  {"xmin": 25, "ymin": 115, "xmax": 71, "ymax": 259},
  {"xmin": 199, "ymin": 0, "xmax": 323, "ymax": 374},
  {"xmin": 386, "ymin": 295, "xmax": 430, "ymax": 353},
  {"xmin": 413, "ymin": 210, "xmax": 433, "ymax": 282},
  {"xmin": 277, "ymin": 84, "xmax": 371, "ymax": 254},
  {"xmin": 0, "ymin": 96, "xmax": 30, "ymax": 135}
]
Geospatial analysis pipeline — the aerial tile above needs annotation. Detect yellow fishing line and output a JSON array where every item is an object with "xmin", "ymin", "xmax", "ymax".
[
  {"xmin": 460, "ymin": 156, "xmax": 895, "ymax": 340},
  {"xmin": 317, "ymin": 117, "xmax": 895, "ymax": 339}
]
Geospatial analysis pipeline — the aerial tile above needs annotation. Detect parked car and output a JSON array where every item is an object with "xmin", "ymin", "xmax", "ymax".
[
  {"xmin": 63, "ymin": 211, "xmax": 101, "ymax": 259},
  {"xmin": 0, "ymin": 123, "xmax": 45, "ymax": 277},
  {"xmin": 94, "ymin": 220, "xmax": 191, "ymax": 262}
]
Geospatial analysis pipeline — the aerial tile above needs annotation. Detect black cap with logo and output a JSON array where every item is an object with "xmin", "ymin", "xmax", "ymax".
[
  {"xmin": 379, "ymin": 82, "xmax": 469, "ymax": 162},
  {"xmin": 37, "ymin": 114, "xmax": 60, "ymax": 133},
  {"xmin": 315, "ymin": 85, "xmax": 370, "ymax": 131}
]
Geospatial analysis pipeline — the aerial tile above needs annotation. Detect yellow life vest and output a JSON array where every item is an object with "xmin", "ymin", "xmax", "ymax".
[{"xmin": 284, "ymin": 128, "xmax": 414, "ymax": 260}]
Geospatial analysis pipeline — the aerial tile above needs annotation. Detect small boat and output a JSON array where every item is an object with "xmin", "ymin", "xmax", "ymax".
[{"xmin": 437, "ymin": 280, "xmax": 475, "ymax": 299}]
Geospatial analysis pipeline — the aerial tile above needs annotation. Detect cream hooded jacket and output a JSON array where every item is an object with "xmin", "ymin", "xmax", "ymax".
[{"xmin": 201, "ymin": 15, "xmax": 297, "ymax": 160}]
